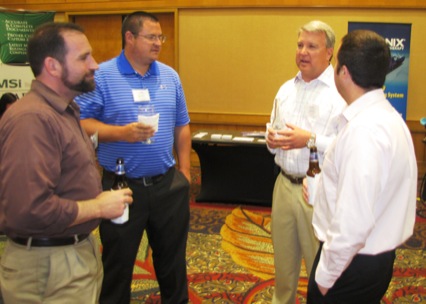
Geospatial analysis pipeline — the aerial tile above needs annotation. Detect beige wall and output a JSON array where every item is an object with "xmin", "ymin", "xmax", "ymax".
[{"xmin": 179, "ymin": 8, "xmax": 426, "ymax": 121}]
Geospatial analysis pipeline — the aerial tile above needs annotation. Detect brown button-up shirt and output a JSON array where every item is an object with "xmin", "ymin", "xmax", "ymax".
[{"xmin": 0, "ymin": 80, "xmax": 102, "ymax": 238}]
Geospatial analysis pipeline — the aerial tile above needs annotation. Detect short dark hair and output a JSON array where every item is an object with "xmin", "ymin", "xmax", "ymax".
[
  {"xmin": 336, "ymin": 29, "xmax": 390, "ymax": 90},
  {"xmin": 0, "ymin": 93, "xmax": 18, "ymax": 117},
  {"xmin": 27, "ymin": 22, "xmax": 85, "ymax": 77},
  {"xmin": 121, "ymin": 11, "xmax": 160, "ymax": 47}
]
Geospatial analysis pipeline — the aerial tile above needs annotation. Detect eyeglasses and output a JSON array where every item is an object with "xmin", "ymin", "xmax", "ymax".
[{"xmin": 135, "ymin": 34, "xmax": 166, "ymax": 43}]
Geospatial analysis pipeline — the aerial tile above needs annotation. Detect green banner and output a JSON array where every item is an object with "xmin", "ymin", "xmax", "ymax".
[{"xmin": 0, "ymin": 11, "xmax": 55, "ymax": 64}]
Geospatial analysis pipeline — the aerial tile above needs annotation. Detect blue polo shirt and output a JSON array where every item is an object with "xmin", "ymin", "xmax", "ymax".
[{"xmin": 75, "ymin": 51, "xmax": 190, "ymax": 178}]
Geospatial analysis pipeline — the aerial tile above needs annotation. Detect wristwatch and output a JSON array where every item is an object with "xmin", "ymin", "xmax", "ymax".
[{"xmin": 306, "ymin": 132, "xmax": 316, "ymax": 148}]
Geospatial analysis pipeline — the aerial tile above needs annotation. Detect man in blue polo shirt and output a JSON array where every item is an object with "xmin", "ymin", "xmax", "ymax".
[{"xmin": 75, "ymin": 11, "xmax": 191, "ymax": 304}]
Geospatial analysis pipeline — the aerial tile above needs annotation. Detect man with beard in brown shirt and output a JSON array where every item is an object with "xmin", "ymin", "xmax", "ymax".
[{"xmin": 0, "ymin": 22, "xmax": 133, "ymax": 303}]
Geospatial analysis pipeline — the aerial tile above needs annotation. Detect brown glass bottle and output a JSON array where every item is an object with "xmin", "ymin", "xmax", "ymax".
[
  {"xmin": 306, "ymin": 146, "xmax": 320, "ymax": 205},
  {"xmin": 111, "ymin": 158, "xmax": 129, "ymax": 224},
  {"xmin": 306, "ymin": 146, "xmax": 321, "ymax": 177}
]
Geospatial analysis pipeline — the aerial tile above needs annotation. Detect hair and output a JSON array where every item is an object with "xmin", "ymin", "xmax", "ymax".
[
  {"xmin": 0, "ymin": 92, "xmax": 18, "ymax": 117},
  {"xmin": 121, "ymin": 11, "xmax": 160, "ymax": 48},
  {"xmin": 27, "ymin": 22, "xmax": 85, "ymax": 77},
  {"xmin": 299, "ymin": 20, "xmax": 336, "ymax": 49},
  {"xmin": 336, "ymin": 29, "xmax": 390, "ymax": 90}
]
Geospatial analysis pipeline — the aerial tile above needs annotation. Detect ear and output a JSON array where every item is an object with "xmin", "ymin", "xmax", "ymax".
[
  {"xmin": 339, "ymin": 65, "xmax": 355, "ymax": 86},
  {"xmin": 326, "ymin": 47, "xmax": 334, "ymax": 62},
  {"xmin": 341, "ymin": 65, "xmax": 350, "ymax": 78},
  {"xmin": 125, "ymin": 31, "xmax": 136, "ymax": 46},
  {"xmin": 44, "ymin": 57, "xmax": 62, "ymax": 78}
]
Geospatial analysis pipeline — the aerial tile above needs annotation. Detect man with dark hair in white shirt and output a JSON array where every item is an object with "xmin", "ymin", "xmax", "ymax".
[{"xmin": 305, "ymin": 29, "xmax": 417, "ymax": 303}]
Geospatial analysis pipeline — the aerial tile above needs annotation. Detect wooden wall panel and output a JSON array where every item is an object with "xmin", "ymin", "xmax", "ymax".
[
  {"xmin": 2, "ymin": 0, "xmax": 426, "ymax": 11},
  {"xmin": 155, "ymin": 12, "xmax": 176, "ymax": 69},
  {"xmin": 73, "ymin": 14, "xmax": 122, "ymax": 64}
]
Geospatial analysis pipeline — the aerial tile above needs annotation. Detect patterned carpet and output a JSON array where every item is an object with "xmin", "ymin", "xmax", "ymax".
[
  {"xmin": 124, "ymin": 168, "xmax": 426, "ymax": 303},
  {"xmin": 126, "ymin": 202, "xmax": 425, "ymax": 303}
]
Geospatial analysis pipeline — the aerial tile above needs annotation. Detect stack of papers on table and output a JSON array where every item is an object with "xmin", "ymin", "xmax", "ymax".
[
  {"xmin": 241, "ymin": 131, "xmax": 266, "ymax": 138},
  {"xmin": 193, "ymin": 132, "xmax": 208, "ymax": 139},
  {"xmin": 211, "ymin": 133, "xmax": 233, "ymax": 140},
  {"xmin": 232, "ymin": 137, "xmax": 254, "ymax": 142}
]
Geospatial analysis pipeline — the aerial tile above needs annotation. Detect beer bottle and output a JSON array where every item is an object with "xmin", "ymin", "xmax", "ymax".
[
  {"xmin": 306, "ymin": 146, "xmax": 321, "ymax": 205},
  {"xmin": 111, "ymin": 158, "xmax": 129, "ymax": 224}
]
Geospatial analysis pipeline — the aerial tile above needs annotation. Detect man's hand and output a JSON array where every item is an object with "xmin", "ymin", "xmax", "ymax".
[
  {"xmin": 266, "ymin": 123, "xmax": 311, "ymax": 150},
  {"xmin": 179, "ymin": 168, "xmax": 191, "ymax": 183},
  {"xmin": 124, "ymin": 122, "xmax": 155, "ymax": 143},
  {"xmin": 266, "ymin": 125, "xmax": 282, "ymax": 149},
  {"xmin": 73, "ymin": 188, "xmax": 133, "ymax": 226},
  {"xmin": 97, "ymin": 188, "xmax": 133, "ymax": 219},
  {"xmin": 318, "ymin": 283, "xmax": 330, "ymax": 296}
]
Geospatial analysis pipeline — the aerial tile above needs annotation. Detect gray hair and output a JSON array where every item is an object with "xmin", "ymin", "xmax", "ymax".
[{"xmin": 299, "ymin": 20, "xmax": 335, "ymax": 49}]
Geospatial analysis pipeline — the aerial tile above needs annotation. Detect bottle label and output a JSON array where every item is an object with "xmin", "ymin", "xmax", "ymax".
[
  {"xmin": 309, "ymin": 152, "xmax": 319, "ymax": 162},
  {"xmin": 307, "ymin": 175, "xmax": 320, "ymax": 206},
  {"xmin": 111, "ymin": 203, "xmax": 129, "ymax": 224},
  {"xmin": 116, "ymin": 164, "xmax": 125, "ymax": 175}
]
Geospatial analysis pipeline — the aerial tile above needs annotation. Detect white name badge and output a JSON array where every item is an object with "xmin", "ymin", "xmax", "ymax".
[{"xmin": 132, "ymin": 89, "xmax": 151, "ymax": 102}]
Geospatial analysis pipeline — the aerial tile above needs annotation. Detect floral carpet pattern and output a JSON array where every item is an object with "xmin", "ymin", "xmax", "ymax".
[{"xmin": 125, "ymin": 200, "xmax": 425, "ymax": 304}]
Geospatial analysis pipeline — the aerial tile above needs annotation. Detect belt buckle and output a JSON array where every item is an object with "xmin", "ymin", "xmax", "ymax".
[{"xmin": 142, "ymin": 177, "xmax": 153, "ymax": 186}]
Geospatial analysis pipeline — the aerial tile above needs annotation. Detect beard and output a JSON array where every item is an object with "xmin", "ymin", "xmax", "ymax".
[{"xmin": 61, "ymin": 66, "xmax": 96, "ymax": 93}]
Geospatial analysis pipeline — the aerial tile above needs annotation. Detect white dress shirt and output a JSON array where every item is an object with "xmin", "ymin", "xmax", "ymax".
[
  {"xmin": 268, "ymin": 65, "xmax": 346, "ymax": 176},
  {"xmin": 312, "ymin": 89, "xmax": 417, "ymax": 289}
]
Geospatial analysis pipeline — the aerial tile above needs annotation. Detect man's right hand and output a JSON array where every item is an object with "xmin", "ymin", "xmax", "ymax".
[
  {"xmin": 97, "ymin": 188, "xmax": 133, "ymax": 219},
  {"xmin": 124, "ymin": 122, "xmax": 155, "ymax": 142},
  {"xmin": 72, "ymin": 188, "xmax": 133, "ymax": 226}
]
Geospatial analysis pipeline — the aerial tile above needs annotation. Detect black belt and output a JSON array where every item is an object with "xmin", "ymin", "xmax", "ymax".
[
  {"xmin": 281, "ymin": 170, "xmax": 305, "ymax": 185},
  {"xmin": 103, "ymin": 168, "xmax": 169, "ymax": 187},
  {"xmin": 10, "ymin": 234, "xmax": 89, "ymax": 247},
  {"xmin": 128, "ymin": 173, "xmax": 166, "ymax": 186}
]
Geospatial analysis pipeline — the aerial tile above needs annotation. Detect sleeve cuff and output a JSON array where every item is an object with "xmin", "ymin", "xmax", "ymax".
[{"xmin": 315, "ymin": 135, "xmax": 332, "ymax": 153}]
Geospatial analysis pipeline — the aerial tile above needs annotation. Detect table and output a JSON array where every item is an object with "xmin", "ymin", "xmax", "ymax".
[{"xmin": 191, "ymin": 130, "xmax": 279, "ymax": 206}]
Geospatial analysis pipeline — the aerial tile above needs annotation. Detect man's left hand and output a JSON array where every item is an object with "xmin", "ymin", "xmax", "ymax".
[
  {"xmin": 318, "ymin": 283, "xmax": 329, "ymax": 296},
  {"xmin": 273, "ymin": 123, "xmax": 311, "ymax": 150},
  {"xmin": 179, "ymin": 168, "xmax": 191, "ymax": 183}
]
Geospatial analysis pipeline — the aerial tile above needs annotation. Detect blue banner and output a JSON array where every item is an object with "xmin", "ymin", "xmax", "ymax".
[{"xmin": 348, "ymin": 22, "xmax": 411, "ymax": 120}]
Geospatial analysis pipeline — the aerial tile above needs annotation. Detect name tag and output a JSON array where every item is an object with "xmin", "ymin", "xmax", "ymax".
[{"xmin": 132, "ymin": 89, "xmax": 151, "ymax": 102}]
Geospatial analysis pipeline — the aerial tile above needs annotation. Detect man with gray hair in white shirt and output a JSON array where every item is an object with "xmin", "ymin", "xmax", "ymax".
[{"xmin": 266, "ymin": 20, "xmax": 345, "ymax": 304}]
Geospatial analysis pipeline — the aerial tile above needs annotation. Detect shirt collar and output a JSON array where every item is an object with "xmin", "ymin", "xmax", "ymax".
[
  {"xmin": 116, "ymin": 50, "xmax": 159, "ymax": 77},
  {"xmin": 295, "ymin": 64, "xmax": 335, "ymax": 87},
  {"xmin": 31, "ymin": 80, "xmax": 74, "ymax": 115},
  {"xmin": 342, "ymin": 88, "xmax": 387, "ymax": 122}
]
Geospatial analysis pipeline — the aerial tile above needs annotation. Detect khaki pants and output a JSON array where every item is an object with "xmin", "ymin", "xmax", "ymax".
[
  {"xmin": 0, "ymin": 234, "xmax": 103, "ymax": 304},
  {"xmin": 272, "ymin": 173, "xmax": 319, "ymax": 304}
]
